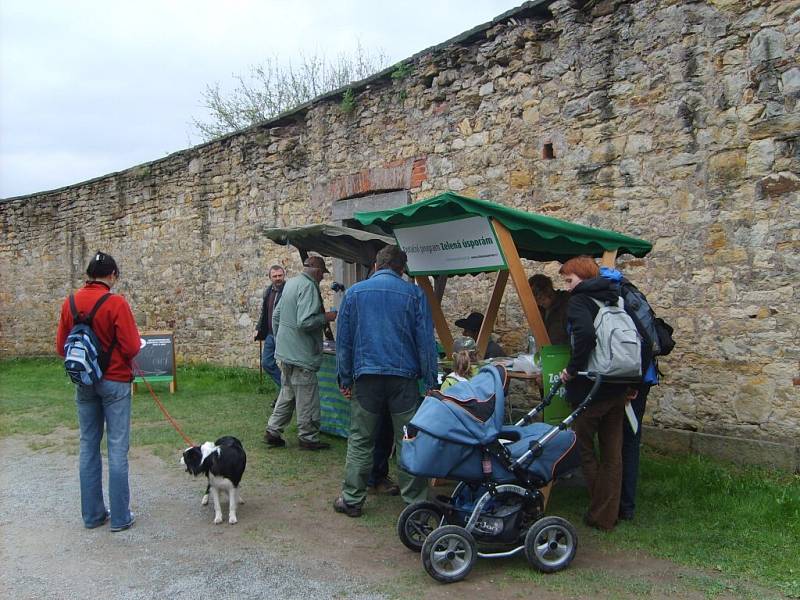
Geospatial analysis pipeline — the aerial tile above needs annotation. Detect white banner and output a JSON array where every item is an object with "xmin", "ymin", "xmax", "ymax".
[{"xmin": 393, "ymin": 216, "xmax": 506, "ymax": 275}]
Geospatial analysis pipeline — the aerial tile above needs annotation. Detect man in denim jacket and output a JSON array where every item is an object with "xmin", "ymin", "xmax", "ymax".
[{"xmin": 333, "ymin": 245, "xmax": 437, "ymax": 517}]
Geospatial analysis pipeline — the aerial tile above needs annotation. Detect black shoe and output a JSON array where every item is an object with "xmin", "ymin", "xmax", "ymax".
[
  {"xmin": 333, "ymin": 496, "xmax": 363, "ymax": 517},
  {"xmin": 264, "ymin": 433, "xmax": 286, "ymax": 447},
  {"xmin": 618, "ymin": 510, "xmax": 635, "ymax": 521},
  {"xmin": 298, "ymin": 439, "xmax": 330, "ymax": 451},
  {"xmin": 368, "ymin": 476, "xmax": 400, "ymax": 496}
]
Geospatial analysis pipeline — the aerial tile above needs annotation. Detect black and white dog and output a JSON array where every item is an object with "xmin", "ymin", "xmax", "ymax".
[{"xmin": 181, "ymin": 436, "xmax": 246, "ymax": 524}]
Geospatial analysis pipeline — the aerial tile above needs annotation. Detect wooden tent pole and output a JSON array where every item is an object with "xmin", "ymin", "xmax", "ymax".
[
  {"xmin": 415, "ymin": 275, "xmax": 454, "ymax": 356},
  {"xmin": 476, "ymin": 270, "xmax": 509, "ymax": 359},
  {"xmin": 492, "ymin": 220, "xmax": 551, "ymax": 347},
  {"xmin": 601, "ymin": 249, "xmax": 617, "ymax": 268}
]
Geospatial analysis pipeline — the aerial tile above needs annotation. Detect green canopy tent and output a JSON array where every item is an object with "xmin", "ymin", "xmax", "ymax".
[
  {"xmin": 355, "ymin": 191, "xmax": 652, "ymax": 263},
  {"xmin": 354, "ymin": 192, "xmax": 652, "ymax": 357}
]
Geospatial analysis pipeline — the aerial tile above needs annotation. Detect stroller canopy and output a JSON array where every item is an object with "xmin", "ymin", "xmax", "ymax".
[{"xmin": 410, "ymin": 365, "xmax": 508, "ymax": 446}]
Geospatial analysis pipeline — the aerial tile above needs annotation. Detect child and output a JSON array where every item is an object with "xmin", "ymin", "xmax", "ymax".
[{"xmin": 440, "ymin": 336, "xmax": 480, "ymax": 392}]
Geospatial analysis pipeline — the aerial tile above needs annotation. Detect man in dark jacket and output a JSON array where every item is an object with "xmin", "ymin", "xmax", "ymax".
[
  {"xmin": 559, "ymin": 256, "xmax": 629, "ymax": 531},
  {"xmin": 56, "ymin": 251, "xmax": 141, "ymax": 532},
  {"xmin": 254, "ymin": 265, "xmax": 285, "ymax": 386}
]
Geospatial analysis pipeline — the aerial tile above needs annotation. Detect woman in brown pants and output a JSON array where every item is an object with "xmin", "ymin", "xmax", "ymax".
[{"xmin": 558, "ymin": 256, "xmax": 629, "ymax": 531}]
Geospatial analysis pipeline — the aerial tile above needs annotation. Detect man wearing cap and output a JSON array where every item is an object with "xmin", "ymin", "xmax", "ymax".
[
  {"xmin": 455, "ymin": 311, "xmax": 506, "ymax": 359},
  {"xmin": 55, "ymin": 251, "xmax": 141, "ymax": 532},
  {"xmin": 264, "ymin": 255, "xmax": 337, "ymax": 450}
]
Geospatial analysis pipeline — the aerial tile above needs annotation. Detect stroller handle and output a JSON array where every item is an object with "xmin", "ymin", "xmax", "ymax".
[
  {"xmin": 511, "ymin": 373, "xmax": 605, "ymax": 469},
  {"xmin": 515, "ymin": 372, "xmax": 611, "ymax": 427}
]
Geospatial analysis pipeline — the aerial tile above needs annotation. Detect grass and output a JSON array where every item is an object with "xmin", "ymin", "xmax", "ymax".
[{"xmin": 1, "ymin": 358, "xmax": 798, "ymax": 598}]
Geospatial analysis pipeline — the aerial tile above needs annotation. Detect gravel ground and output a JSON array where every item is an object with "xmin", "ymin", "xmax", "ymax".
[{"xmin": 0, "ymin": 436, "xmax": 387, "ymax": 600}]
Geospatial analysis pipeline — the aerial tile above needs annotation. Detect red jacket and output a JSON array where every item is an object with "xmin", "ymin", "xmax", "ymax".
[{"xmin": 56, "ymin": 281, "xmax": 141, "ymax": 382}]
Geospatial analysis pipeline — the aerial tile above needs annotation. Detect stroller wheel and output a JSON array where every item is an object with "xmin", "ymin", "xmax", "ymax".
[
  {"xmin": 421, "ymin": 525, "xmax": 476, "ymax": 583},
  {"xmin": 524, "ymin": 516, "xmax": 578, "ymax": 573},
  {"xmin": 397, "ymin": 501, "xmax": 444, "ymax": 552}
]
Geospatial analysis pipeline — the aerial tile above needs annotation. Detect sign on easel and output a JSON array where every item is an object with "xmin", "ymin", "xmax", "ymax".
[{"xmin": 132, "ymin": 332, "xmax": 177, "ymax": 393}]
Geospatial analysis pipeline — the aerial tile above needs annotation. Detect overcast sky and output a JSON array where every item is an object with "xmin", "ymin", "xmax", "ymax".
[{"xmin": 0, "ymin": 0, "xmax": 525, "ymax": 199}]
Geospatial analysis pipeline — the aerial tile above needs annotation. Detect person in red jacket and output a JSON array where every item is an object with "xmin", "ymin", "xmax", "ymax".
[{"xmin": 56, "ymin": 251, "xmax": 141, "ymax": 532}]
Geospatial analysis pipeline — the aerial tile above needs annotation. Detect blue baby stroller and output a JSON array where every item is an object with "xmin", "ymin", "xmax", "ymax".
[{"xmin": 398, "ymin": 364, "xmax": 603, "ymax": 583}]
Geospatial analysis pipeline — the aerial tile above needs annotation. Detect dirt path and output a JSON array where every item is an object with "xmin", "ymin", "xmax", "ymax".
[{"xmin": 0, "ymin": 433, "xmax": 763, "ymax": 600}]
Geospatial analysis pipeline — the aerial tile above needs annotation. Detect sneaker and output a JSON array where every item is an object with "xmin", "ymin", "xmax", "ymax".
[
  {"xmin": 110, "ymin": 514, "xmax": 136, "ymax": 533},
  {"xmin": 298, "ymin": 439, "xmax": 330, "ymax": 451},
  {"xmin": 85, "ymin": 510, "xmax": 110, "ymax": 529},
  {"xmin": 333, "ymin": 496, "xmax": 363, "ymax": 518},
  {"xmin": 368, "ymin": 476, "xmax": 400, "ymax": 496},
  {"xmin": 264, "ymin": 432, "xmax": 286, "ymax": 448}
]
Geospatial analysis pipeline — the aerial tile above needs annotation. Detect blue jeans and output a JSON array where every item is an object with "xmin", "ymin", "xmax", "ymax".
[
  {"xmin": 76, "ymin": 379, "xmax": 133, "ymax": 529},
  {"xmin": 261, "ymin": 334, "xmax": 281, "ymax": 386},
  {"xmin": 620, "ymin": 384, "xmax": 651, "ymax": 516}
]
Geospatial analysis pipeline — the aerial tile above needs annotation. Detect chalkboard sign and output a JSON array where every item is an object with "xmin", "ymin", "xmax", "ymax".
[{"xmin": 132, "ymin": 332, "xmax": 177, "ymax": 393}]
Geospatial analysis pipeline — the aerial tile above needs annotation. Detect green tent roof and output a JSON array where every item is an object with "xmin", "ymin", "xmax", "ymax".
[{"xmin": 355, "ymin": 192, "xmax": 652, "ymax": 263}]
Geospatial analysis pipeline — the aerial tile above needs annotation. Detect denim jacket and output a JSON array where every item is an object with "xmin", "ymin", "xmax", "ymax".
[{"xmin": 336, "ymin": 269, "xmax": 437, "ymax": 390}]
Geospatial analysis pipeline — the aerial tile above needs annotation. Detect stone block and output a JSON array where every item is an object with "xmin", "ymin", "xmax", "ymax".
[
  {"xmin": 749, "ymin": 29, "xmax": 786, "ymax": 64},
  {"xmin": 782, "ymin": 67, "xmax": 800, "ymax": 96},
  {"xmin": 509, "ymin": 170, "xmax": 533, "ymax": 189},
  {"xmin": 642, "ymin": 426, "xmax": 692, "ymax": 455},
  {"xmin": 691, "ymin": 431, "xmax": 798, "ymax": 472},
  {"xmin": 708, "ymin": 149, "xmax": 746, "ymax": 181},
  {"xmin": 757, "ymin": 172, "xmax": 800, "ymax": 197},
  {"xmin": 748, "ymin": 113, "xmax": 800, "ymax": 139}
]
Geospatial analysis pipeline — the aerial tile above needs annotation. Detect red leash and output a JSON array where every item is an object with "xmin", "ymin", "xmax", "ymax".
[{"xmin": 133, "ymin": 361, "xmax": 195, "ymax": 447}]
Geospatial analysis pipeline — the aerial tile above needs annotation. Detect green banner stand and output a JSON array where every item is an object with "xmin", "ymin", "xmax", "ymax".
[
  {"xmin": 540, "ymin": 345, "xmax": 572, "ymax": 425},
  {"xmin": 318, "ymin": 352, "xmax": 351, "ymax": 438}
]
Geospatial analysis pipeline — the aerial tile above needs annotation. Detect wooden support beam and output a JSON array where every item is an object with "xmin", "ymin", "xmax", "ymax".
[
  {"xmin": 492, "ymin": 220, "xmax": 551, "ymax": 347},
  {"xmin": 415, "ymin": 275, "xmax": 454, "ymax": 356},
  {"xmin": 476, "ymin": 270, "xmax": 509, "ymax": 359},
  {"xmin": 601, "ymin": 249, "xmax": 617, "ymax": 268}
]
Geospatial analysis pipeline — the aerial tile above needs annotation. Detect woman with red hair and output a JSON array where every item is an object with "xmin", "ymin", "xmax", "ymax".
[{"xmin": 559, "ymin": 256, "xmax": 629, "ymax": 531}]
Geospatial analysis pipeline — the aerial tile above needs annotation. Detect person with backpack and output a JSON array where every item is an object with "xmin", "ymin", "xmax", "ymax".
[
  {"xmin": 55, "ymin": 251, "xmax": 142, "ymax": 532},
  {"xmin": 599, "ymin": 266, "xmax": 674, "ymax": 521},
  {"xmin": 558, "ymin": 256, "xmax": 633, "ymax": 531}
]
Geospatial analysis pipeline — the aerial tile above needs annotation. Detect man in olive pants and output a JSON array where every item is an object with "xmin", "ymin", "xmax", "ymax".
[{"xmin": 333, "ymin": 245, "xmax": 437, "ymax": 517}]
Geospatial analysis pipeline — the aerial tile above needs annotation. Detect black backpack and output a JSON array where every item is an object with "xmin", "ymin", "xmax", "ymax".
[{"xmin": 619, "ymin": 280, "xmax": 675, "ymax": 357}]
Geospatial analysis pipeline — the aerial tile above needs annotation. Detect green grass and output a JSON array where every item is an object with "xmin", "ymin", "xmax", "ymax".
[
  {"xmin": 1, "ymin": 358, "xmax": 798, "ymax": 598},
  {"xmin": 545, "ymin": 450, "xmax": 800, "ymax": 598}
]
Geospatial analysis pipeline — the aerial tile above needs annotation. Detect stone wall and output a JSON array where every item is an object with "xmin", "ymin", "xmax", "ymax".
[{"xmin": 1, "ymin": 0, "xmax": 798, "ymax": 447}]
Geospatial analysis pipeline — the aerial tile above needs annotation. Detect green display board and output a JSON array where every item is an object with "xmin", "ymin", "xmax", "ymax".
[
  {"xmin": 318, "ymin": 352, "xmax": 350, "ymax": 438},
  {"xmin": 540, "ymin": 345, "xmax": 572, "ymax": 425}
]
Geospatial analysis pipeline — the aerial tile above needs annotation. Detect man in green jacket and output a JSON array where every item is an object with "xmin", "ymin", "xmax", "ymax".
[{"xmin": 265, "ymin": 256, "xmax": 337, "ymax": 450}]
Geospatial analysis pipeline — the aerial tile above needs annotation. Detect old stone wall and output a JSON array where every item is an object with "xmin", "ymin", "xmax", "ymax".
[{"xmin": 1, "ymin": 0, "xmax": 798, "ymax": 447}]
